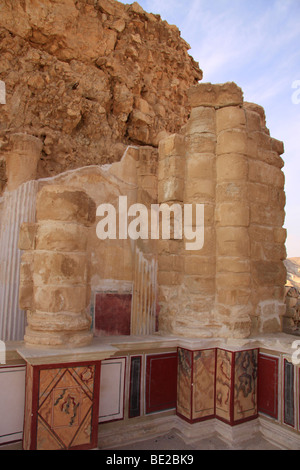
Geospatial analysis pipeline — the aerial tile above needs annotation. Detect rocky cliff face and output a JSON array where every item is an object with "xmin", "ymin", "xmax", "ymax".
[
  {"xmin": 285, "ymin": 258, "xmax": 300, "ymax": 289},
  {"xmin": 0, "ymin": 0, "xmax": 202, "ymax": 182}
]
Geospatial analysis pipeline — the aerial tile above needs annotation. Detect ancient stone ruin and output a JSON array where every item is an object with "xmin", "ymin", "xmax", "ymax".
[{"xmin": 0, "ymin": 0, "xmax": 299, "ymax": 452}]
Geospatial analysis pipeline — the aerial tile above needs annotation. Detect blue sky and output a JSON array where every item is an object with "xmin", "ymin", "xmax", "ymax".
[{"xmin": 131, "ymin": 0, "xmax": 300, "ymax": 258}]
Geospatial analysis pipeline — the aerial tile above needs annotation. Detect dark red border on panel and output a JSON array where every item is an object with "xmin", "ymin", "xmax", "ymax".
[
  {"xmin": 145, "ymin": 352, "xmax": 177, "ymax": 415},
  {"xmin": 24, "ymin": 360, "xmax": 101, "ymax": 451},
  {"xmin": 258, "ymin": 353, "xmax": 279, "ymax": 420},
  {"xmin": 129, "ymin": 355, "xmax": 142, "ymax": 419},
  {"xmin": 283, "ymin": 358, "xmax": 295, "ymax": 428}
]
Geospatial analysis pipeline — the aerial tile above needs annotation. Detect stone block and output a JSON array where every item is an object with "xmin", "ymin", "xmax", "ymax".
[
  {"xmin": 269, "ymin": 187, "xmax": 286, "ymax": 209},
  {"xmin": 216, "ymin": 258, "xmax": 250, "ymax": 273},
  {"xmin": 186, "ymin": 153, "xmax": 215, "ymax": 181},
  {"xmin": 216, "ymin": 130, "xmax": 248, "ymax": 156},
  {"xmin": 250, "ymin": 204, "xmax": 285, "ymax": 227},
  {"xmin": 158, "ymin": 155, "xmax": 185, "ymax": 181},
  {"xmin": 20, "ymin": 253, "xmax": 34, "ymax": 283},
  {"xmin": 35, "ymin": 221, "xmax": 88, "ymax": 252},
  {"xmin": 254, "ymin": 131, "xmax": 272, "ymax": 151},
  {"xmin": 158, "ymin": 177, "xmax": 184, "ymax": 202},
  {"xmin": 257, "ymin": 148, "xmax": 284, "ymax": 169},
  {"xmin": 252, "ymin": 260, "xmax": 287, "ymax": 286},
  {"xmin": 216, "ymin": 106, "xmax": 246, "ymax": 133},
  {"xmin": 244, "ymin": 102, "xmax": 267, "ymax": 129},
  {"xmin": 248, "ymin": 160, "xmax": 285, "ymax": 188},
  {"xmin": 273, "ymin": 227, "xmax": 287, "ymax": 244},
  {"xmin": 216, "ymin": 182, "xmax": 248, "ymax": 203},
  {"xmin": 26, "ymin": 311, "xmax": 91, "ymax": 332},
  {"xmin": 33, "ymin": 252, "xmax": 88, "ymax": 286},
  {"xmin": 36, "ymin": 185, "xmax": 96, "ymax": 226},
  {"xmin": 216, "ymin": 288, "xmax": 251, "ymax": 306},
  {"xmin": 19, "ymin": 223, "xmax": 37, "ymax": 251},
  {"xmin": 187, "ymin": 82, "xmax": 243, "ymax": 108},
  {"xmin": 184, "ymin": 179, "xmax": 215, "ymax": 202},
  {"xmin": 216, "ymin": 153, "xmax": 248, "ymax": 181},
  {"xmin": 248, "ymin": 182, "xmax": 269, "ymax": 204},
  {"xmin": 19, "ymin": 282, "xmax": 33, "ymax": 310},
  {"xmin": 183, "ymin": 275, "xmax": 215, "ymax": 295},
  {"xmin": 158, "ymin": 254, "xmax": 184, "ymax": 272},
  {"xmin": 158, "ymin": 134, "xmax": 186, "ymax": 159},
  {"xmin": 271, "ymin": 138, "xmax": 284, "ymax": 155},
  {"xmin": 184, "ymin": 256, "xmax": 215, "ymax": 277},
  {"xmin": 244, "ymin": 109, "xmax": 262, "ymax": 133},
  {"xmin": 182, "ymin": 226, "xmax": 215, "ymax": 257},
  {"xmin": 33, "ymin": 285, "xmax": 88, "ymax": 313},
  {"xmin": 185, "ymin": 133, "xmax": 216, "ymax": 154},
  {"xmin": 217, "ymin": 272, "xmax": 251, "ymax": 289},
  {"xmin": 157, "ymin": 270, "xmax": 181, "ymax": 286},
  {"xmin": 215, "ymin": 202, "xmax": 249, "ymax": 227},
  {"xmin": 185, "ymin": 106, "xmax": 216, "ymax": 135},
  {"xmin": 216, "ymin": 227, "xmax": 250, "ymax": 257},
  {"xmin": 6, "ymin": 134, "xmax": 43, "ymax": 191}
]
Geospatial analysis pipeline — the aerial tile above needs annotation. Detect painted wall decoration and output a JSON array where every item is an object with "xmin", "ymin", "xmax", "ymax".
[
  {"xmin": 177, "ymin": 348, "xmax": 193, "ymax": 420},
  {"xmin": 234, "ymin": 349, "xmax": 258, "ymax": 423},
  {"xmin": 283, "ymin": 359, "xmax": 295, "ymax": 427},
  {"xmin": 95, "ymin": 293, "xmax": 132, "ymax": 336},
  {"xmin": 23, "ymin": 362, "xmax": 101, "ymax": 450},
  {"xmin": 99, "ymin": 357, "xmax": 126, "ymax": 423},
  {"xmin": 193, "ymin": 349, "xmax": 216, "ymax": 421},
  {"xmin": 215, "ymin": 349, "xmax": 233, "ymax": 423},
  {"xmin": 258, "ymin": 353, "xmax": 279, "ymax": 420},
  {"xmin": 0, "ymin": 365, "xmax": 26, "ymax": 445},
  {"xmin": 145, "ymin": 353, "xmax": 177, "ymax": 414},
  {"xmin": 129, "ymin": 356, "xmax": 142, "ymax": 419}
]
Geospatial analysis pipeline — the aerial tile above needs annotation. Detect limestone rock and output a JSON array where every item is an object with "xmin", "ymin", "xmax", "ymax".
[{"xmin": 0, "ymin": 0, "xmax": 202, "ymax": 185}]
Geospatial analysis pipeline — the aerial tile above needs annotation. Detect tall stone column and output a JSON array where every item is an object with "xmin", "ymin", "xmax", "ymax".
[
  {"xmin": 19, "ymin": 185, "xmax": 96, "ymax": 347},
  {"xmin": 214, "ymin": 95, "xmax": 252, "ymax": 338},
  {"xmin": 182, "ymin": 99, "xmax": 217, "ymax": 337},
  {"xmin": 157, "ymin": 134, "xmax": 185, "ymax": 333}
]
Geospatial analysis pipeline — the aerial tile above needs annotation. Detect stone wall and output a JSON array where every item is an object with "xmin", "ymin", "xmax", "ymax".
[{"xmin": 157, "ymin": 82, "xmax": 286, "ymax": 339}]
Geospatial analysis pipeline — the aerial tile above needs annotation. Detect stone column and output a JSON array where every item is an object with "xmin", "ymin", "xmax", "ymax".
[
  {"xmin": 244, "ymin": 103, "xmax": 286, "ymax": 333},
  {"xmin": 5, "ymin": 133, "xmax": 42, "ymax": 192},
  {"xmin": 214, "ymin": 92, "xmax": 252, "ymax": 338},
  {"xmin": 182, "ymin": 95, "xmax": 217, "ymax": 337},
  {"xmin": 157, "ymin": 134, "xmax": 185, "ymax": 333},
  {"xmin": 19, "ymin": 185, "xmax": 96, "ymax": 347}
]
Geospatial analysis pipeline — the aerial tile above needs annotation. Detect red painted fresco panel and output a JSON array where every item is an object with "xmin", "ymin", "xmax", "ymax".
[
  {"xmin": 257, "ymin": 353, "xmax": 279, "ymax": 419},
  {"xmin": 145, "ymin": 353, "xmax": 177, "ymax": 414},
  {"xmin": 95, "ymin": 293, "xmax": 132, "ymax": 336}
]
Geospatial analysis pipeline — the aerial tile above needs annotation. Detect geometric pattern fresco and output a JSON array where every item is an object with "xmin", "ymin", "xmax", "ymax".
[
  {"xmin": 24, "ymin": 363, "xmax": 100, "ymax": 450},
  {"xmin": 37, "ymin": 366, "xmax": 96, "ymax": 450}
]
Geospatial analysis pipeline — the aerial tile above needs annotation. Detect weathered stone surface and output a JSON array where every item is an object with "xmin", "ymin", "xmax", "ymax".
[
  {"xmin": 188, "ymin": 82, "xmax": 243, "ymax": 108},
  {"xmin": 36, "ymin": 185, "xmax": 96, "ymax": 225},
  {"xmin": 35, "ymin": 221, "xmax": 88, "ymax": 252},
  {"xmin": 19, "ymin": 223, "xmax": 37, "ymax": 251},
  {"xmin": 0, "ymin": 0, "xmax": 202, "ymax": 183},
  {"xmin": 5, "ymin": 134, "xmax": 42, "ymax": 191}
]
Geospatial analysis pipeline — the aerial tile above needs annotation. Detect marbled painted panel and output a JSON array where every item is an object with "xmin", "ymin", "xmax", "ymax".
[
  {"xmin": 192, "ymin": 349, "xmax": 215, "ymax": 420},
  {"xmin": 215, "ymin": 349, "xmax": 232, "ymax": 423},
  {"xmin": 177, "ymin": 348, "xmax": 192, "ymax": 420},
  {"xmin": 234, "ymin": 349, "xmax": 258, "ymax": 422}
]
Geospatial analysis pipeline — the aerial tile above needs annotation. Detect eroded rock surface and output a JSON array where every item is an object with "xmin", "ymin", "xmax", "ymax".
[{"xmin": 0, "ymin": 0, "xmax": 202, "ymax": 181}]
